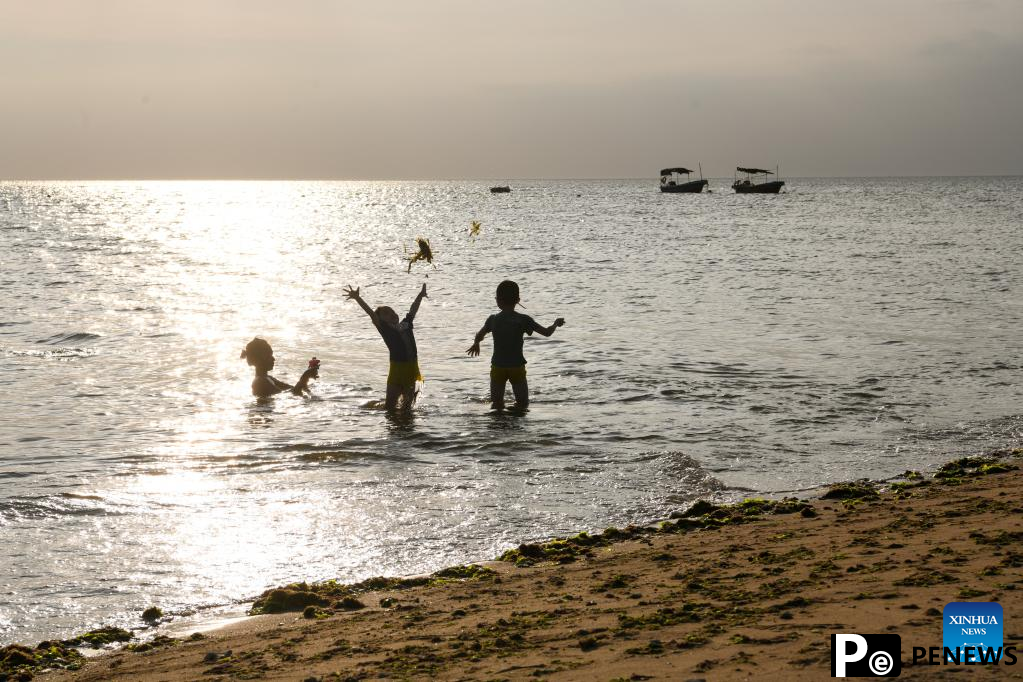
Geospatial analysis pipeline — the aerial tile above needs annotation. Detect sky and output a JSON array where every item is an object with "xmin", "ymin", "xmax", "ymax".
[{"xmin": 2, "ymin": 0, "xmax": 1022, "ymax": 179}]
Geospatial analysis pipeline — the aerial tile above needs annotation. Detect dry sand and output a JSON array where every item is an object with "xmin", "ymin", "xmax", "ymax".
[{"xmin": 35, "ymin": 452, "xmax": 1023, "ymax": 681}]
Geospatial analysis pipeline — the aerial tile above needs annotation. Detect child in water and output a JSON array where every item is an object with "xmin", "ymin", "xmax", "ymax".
[
  {"xmin": 240, "ymin": 337, "xmax": 320, "ymax": 398},
  {"xmin": 466, "ymin": 280, "xmax": 564, "ymax": 410},
  {"xmin": 344, "ymin": 283, "xmax": 427, "ymax": 411}
]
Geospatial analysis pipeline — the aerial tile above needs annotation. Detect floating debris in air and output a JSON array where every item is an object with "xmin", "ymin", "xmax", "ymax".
[{"xmin": 405, "ymin": 237, "xmax": 434, "ymax": 273}]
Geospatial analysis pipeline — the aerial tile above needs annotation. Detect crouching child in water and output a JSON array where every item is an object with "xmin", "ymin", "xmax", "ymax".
[
  {"xmin": 241, "ymin": 337, "xmax": 320, "ymax": 398},
  {"xmin": 344, "ymin": 283, "xmax": 427, "ymax": 411},
  {"xmin": 466, "ymin": 280, "xmax": 564, "ymax": 410}
]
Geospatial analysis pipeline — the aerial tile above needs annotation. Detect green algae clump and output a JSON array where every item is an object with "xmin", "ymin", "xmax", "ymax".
[
  {"xmin": 250, "ymin": 565, "xmax": 496, "ymax": 615},
  {"xmin": 250, "ymin": 585, "xmax": 330, "ymax": 615},
  {"xmin": 141, "ymin": 606, "xmax": 163, "ymax": 623},
  {"xmin": 1, "ymin": 640, "xmax": 86, "ymax": 678},
  {"xmin": 63, "ymin": 626, "xmax": 133, "ymax": 648},
  {"xmin": 933, "ymin": 455, "xmax": 1016, "ymax": 480},
  {"xmin": 431, "ymin": 564, "xmax": 496, "ymax": 583},
  {"xmin": 820, "ymin": 482, "xmax": 879, "ymax": 501},
  {"xmin": 1, "ymin": 645, "xmax": 35, "ymax": 668},
  {"xmin": 334, "ymin": 597, "xmax": 366, "ymax": 611},
  {"xmin": 679, "ymin": 499, "xmax": 720, "ymax": 518},
  {"xmin": 500, "ymin": 496, "xmax": 819, "ymax": 567},
  {"xmin": 934, "ymin": 456, "xmax": 995, "ymax": 479},
  {"xmin": 662, "ymin": 497, "xmax": 816, "ymax": 531}
]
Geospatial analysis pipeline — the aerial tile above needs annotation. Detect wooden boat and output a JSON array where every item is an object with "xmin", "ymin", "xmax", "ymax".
[
  {"xmin": 489, "ymin": 186, "xmax": 511, "ymax": 193},
  {"xmin": 732, "ymin": 166, "xmax": 785, "ymax": 193},
  {"xmin": 659, "ymin": 167, "xmax": 708, "ymax": 193}
]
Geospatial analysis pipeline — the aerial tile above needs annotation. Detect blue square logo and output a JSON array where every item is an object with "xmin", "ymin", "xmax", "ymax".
[{"xmin": 943, "ymin": 602, "xmax": 1003, "ymax": 663}]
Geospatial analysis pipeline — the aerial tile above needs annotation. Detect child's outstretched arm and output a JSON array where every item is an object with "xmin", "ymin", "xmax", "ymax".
[
  {"xmin": 533, "ymin": 317, "xmax": 565, "ymax": 338},
  {"xmin": 406, "ymin": 283, "xmax": 427, "ymax": 322},
  {"xmin": 266, "ymin": 377, "xmax": 294, "ymax": 394},
  {"xmin": 343, "ymin": 285, "xmax": 378, "ymax": 325},
  {"xmin": 466, "ymin": 321, "xmax": 491, "ymax": 357},
  {"xmin": 291, "ymin": 358, "xmax": 321, "ymax": 395}
]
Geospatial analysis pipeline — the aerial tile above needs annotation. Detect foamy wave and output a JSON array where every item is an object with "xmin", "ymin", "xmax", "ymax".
[
  {"xmin": 0, "ymin": 494, "xmax": 121, "ymax": 523},
  {"xmin": 3, "ymin": 346, "xmax": 97, "ymax": 359},
  {"xmin": 37, "ymin": 332, "xmax": 102, "ymax": 345}
]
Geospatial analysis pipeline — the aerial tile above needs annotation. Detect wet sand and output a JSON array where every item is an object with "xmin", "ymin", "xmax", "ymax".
[{"xmin": 32, "ymin": 450, "xmax": 1023, "ymax": 680}]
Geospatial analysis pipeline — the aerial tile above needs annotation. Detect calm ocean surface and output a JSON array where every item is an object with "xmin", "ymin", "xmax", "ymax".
[{"xmin": 1, "ymin": 178, "xmax": 1021, "ymax": 645}]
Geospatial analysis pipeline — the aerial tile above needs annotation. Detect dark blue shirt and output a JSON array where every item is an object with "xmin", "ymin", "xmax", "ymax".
[
  {"xmin": 485, "ymin": 310, "xmax": 544, "ymax": 367},
  {"xmin": 374, "ymin": 317, "xmax": 417, "ymax": 362}
]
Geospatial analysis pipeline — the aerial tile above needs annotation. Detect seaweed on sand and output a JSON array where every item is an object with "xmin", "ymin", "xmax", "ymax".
[{"xmin": 250, "ymin": 564, "xmax": 496, "ymax": 615}]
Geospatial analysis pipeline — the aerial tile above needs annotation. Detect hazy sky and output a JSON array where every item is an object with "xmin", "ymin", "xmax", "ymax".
[{"xmin": 2, "ymin": 0, "xmax": 1022, "ymax": 178}]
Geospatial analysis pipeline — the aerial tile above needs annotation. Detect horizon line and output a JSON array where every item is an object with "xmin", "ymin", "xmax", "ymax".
[{"xmin": 2, "ymin": 173, "xmax": 1021, "ymax": 183}]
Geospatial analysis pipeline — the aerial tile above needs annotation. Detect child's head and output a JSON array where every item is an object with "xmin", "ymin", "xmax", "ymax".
[
  {"xmin": 375, "ymin": 306, "xmax": 400, "ymax": 327},
  {"xmin": 241, "ymin": 337, "xmax": 274, "ymax": 372},
  {"xmin": 495, "ymin": 280, "xmax": 519, "ymax": 309}
]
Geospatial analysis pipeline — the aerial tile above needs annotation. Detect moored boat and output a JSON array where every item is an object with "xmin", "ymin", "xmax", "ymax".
[
  {"xmin": 489, "ymin": 186, "xmax": 511, "ymax": 193},
  {"xmin": 659, "ymin": 167, "xmax": 708, "ymax": 193},
  {"xmin": 732, "ymin": 166, "xmax": 785, "ymax": 193}
]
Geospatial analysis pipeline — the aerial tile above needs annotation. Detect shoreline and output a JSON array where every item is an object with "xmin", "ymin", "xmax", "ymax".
[{"xmin": 2, "ymin": 447, "xmax": 1019, "ymax": 680}]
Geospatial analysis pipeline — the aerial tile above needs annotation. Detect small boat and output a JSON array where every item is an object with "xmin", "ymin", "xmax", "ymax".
[
  {"xmin": 732, "ymin": 166, "xmax": 785, "ymax": 194},
  {"xmin": 489, "ymin": 186, "xmax": 511, "ymax": 193},
  {"xmin": 659, "ymin": 167, "xmax": 708, "ymax": 193}
]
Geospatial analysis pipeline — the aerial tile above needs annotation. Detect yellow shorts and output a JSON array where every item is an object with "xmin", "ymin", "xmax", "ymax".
[
  {"xmin": 490, "ymin": 365, "xmax": 526, "ymax": 384},
  {"xmin": 388, "ymin": 360, "xmax": 423, "ymax": 386}
]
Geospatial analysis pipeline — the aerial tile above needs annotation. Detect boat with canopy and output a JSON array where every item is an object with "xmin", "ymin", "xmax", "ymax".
[
  {"xmin": 732, "ymin": 166, "xmax": 785, "ymax": 194},
  {"xmin": 659, "ymin": 166, "xmax": 708, "ymax": 193}
]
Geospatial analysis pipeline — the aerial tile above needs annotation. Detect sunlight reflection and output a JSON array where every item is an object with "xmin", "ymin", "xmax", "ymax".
[
  {"xmin": 122, "ymin": 470, "xmax": 350, "ymax": 600},
  {"xmin": 130, "ymin": 469, "xmax": 219, "ymax": 498}
]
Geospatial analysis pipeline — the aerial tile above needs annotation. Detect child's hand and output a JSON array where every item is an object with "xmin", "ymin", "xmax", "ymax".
[
  {"xmin": 419, "ymin": 283, "xmax": 427, "ymax": 298},
  {"xmin": 554, "ymin": 318, "xmax": 565, "ymax": 327},
  {"xmin": 343, "ymin": 285, "xmax": 360, "ymax": 301},
  {"xmin": 466, "ymin": 342, "xmax": 480, "ymax": 357}
]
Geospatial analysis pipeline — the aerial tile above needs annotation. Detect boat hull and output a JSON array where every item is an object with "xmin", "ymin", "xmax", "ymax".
[
  {"xmin": 660, "ymin": 179, "xmax": 709, "ymax": 193},
  {"xmin": 733, "ymin": 180, "xmax": 785, "ymax": 194},
  {"xmin": 489, "ymin": 186, "xmax": 511, "ymax": 193}
]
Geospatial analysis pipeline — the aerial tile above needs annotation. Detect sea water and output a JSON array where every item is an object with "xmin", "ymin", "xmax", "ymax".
[{"xmin": 1, "ymin": 178, "xmax": 1021, "ymax": 645}]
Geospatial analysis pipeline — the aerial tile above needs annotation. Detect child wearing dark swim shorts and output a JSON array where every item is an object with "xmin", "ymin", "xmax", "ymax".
[{"xmin": 467, "ymin": 280, "xmax": 564, "ymax": 410}]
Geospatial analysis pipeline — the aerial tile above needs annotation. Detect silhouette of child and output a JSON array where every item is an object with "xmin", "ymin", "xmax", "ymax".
[
  {"xmin": 240, "ymin": 337, "xmax": 319, "ymax": 398},
  {"xmin": 344, "ymin": 283, "xmax": 427, "ymax": 411},
  {"xmin": 467, "ymin": 280, "xmax": 564, "ymax": 410}
]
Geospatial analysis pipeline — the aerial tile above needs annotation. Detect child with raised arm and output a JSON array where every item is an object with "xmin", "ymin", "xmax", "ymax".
[
  {"xmin": 466, "ymin": 280, "xmax": 564, "ymax": 410},
  {"xmin": 344, "ymin": 283, "xmax": 427, "ymax": 411},
  {"xmin": 240, "ymin": 337, "xmax": 320, "ymax": 399}
]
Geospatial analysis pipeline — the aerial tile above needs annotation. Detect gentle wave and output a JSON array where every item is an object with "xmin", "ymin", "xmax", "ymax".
[{"xmin": 36, "ymin": 332, "xmax": 102, "ymax": 345}]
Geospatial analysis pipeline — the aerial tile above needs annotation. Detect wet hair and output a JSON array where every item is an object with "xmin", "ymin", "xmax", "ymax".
[
  {"xmin": 240, "ymin": 337, "xmax": 273, "ymax": 367},
  {"xmin": 375, "ymin": 306, "xmax": 398, "ymax": 322},
  {"xmin": 495, "ymin": 280, "xmax": 519, "ymax": 307}
]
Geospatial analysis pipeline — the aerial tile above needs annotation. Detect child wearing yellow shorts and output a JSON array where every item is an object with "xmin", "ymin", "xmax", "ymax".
[{"xmin": 344, "ymin": 283, "xmax": 427, "ymax": 411}]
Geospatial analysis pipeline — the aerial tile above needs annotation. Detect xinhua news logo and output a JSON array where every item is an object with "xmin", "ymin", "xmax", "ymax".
[
  {"xmin": 944, "ymin": 602, "xmax": 1003, "ymax": 663},
  {"xmin": 831, "ymin": 634, "xmax": 901, "ymax": 677}
]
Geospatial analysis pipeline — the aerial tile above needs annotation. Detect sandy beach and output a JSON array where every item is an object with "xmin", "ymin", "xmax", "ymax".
[{"xmin": 4, "ymin": 449, "xmax": 1019, "ymax": 681}]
